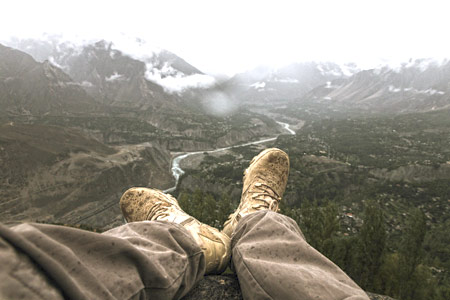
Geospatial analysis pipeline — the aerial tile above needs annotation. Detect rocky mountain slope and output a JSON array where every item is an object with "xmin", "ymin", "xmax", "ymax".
[
  {"xmin": 4, "ymin": 38, "xmax": 210, "ymax": 108},
  {"xmin": 55, "ymin": 40, "xmax": 176, "ymax": 109},
  {"xmin": 0, "ymin": 44, "xmax": 97, "ymax": 116},
  {"xmin": 0, "ymin": 122, "xmax": 172, "ymax": 229},
  {"xmin": 0, "ymin": 41, "xmax": 281, "ymax": 145}
]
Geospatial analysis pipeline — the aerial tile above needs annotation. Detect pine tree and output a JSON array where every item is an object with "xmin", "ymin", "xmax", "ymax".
[
  {"xmin": 216, "ymin": 193, "xmax": 233, "ymax": 229},
  {"xmin": 323, "ymin": 202, "xmax": 339, "ymax": 236},
  {"xmin": 201, "ymin": 192, "xmax": 217, "ymax": 226},
  {"xmin": 299, "ymin": 199, "xmax": 339, "ymax": 253},
  {"xmin": 300, "ymin": 200, "xmax": 324, "ymax": 250},
  {"xmin": 397, "ymin": 208, "xmax": 427, "ymax": 300},
  {"xmin": 321, "ymin": 201, "xmax": 340, "ymax": 253},
  {"xmin": 358, "ymin": 199, "xmax": 386, "ymax": 292}
]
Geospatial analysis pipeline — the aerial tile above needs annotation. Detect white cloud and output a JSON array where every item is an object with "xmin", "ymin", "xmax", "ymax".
[
  {"xmin": 145, "ymin": 63, "xmax": 216, "ymax": 93},
  {"xmin": 105, "ymin": 72, "xmax": 124, "ymax": 82},
  {"xmin": 108, "ymin": 35, "xmax": 162, "ymax": 61}
]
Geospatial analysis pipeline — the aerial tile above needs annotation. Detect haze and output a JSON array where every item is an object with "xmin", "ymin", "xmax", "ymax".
[{"xmin": 1, "ymin": 0, "xmax": 450, "ymax": 75}]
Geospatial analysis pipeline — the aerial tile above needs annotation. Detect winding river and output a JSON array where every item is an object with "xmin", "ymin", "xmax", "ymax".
[{"xmin": 163, "ymin": 121, "xmax": 296, "ymax": 193}]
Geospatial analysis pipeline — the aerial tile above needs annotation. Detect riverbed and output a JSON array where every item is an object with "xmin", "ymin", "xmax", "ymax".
[{"xmin": 163, "ymin": 121, "xmax": 296, "ymax": 193}]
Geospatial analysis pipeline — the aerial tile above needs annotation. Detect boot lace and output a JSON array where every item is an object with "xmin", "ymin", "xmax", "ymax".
[
  {"xmin": 146, "ymin": 201, "xmax": 171, "ymax": 221},
  {"xmin": 224, "ymin": 181, "xmax": 281, "ymax": 228},
  {"xmin": 248, "ymin": 182, "xmax": 281, "ymax": 211}
]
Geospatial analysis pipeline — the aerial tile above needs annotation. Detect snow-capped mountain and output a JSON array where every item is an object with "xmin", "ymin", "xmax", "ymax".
[
  {"xmin": 222, "ymin": 62, "xmax": 358, "ymax": 104},
  {"xmin": 300, "ymin": 59, "xmax": 450, "ymax": 114},
  {"xmin": 4, "ymin": 38, "xmax": 216, "ymax": 108},
  {"xmin": 51, "ymin": 40, "xmax": 177, "ymax": 109},
  {"xmin": 3, "ymin": 37, "xmax": 449, "ymax": 116}
]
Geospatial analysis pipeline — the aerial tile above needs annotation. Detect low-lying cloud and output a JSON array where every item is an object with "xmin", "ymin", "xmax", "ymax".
[
  {"xmin": 145, "ymin": 63, "xmax": 216, "ymax": 94},
  {"xmin": 4, "ymin": 34, "xmax": 218, "ymax": 94}
]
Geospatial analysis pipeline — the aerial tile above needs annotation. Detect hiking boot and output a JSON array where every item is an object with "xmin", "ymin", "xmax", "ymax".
[
  {"xmin": 120, "ymin": 187, "xmax": 231, "ymax": 275},
  {"xmin": 222, "ymin": 148, "xmax": 289, "ymax": 238}
]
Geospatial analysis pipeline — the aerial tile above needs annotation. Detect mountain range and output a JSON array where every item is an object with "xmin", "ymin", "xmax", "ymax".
[
  {"xmin": 1, "ymin": 39, "xmax": 281, "ymax": 142},
  {"xmin": 4, "ymin": 37, "xmax": 450, "ymax": 117},
  {"xmin": 299, "ymin": 59, "xmax": 450, "ymax": 114}
]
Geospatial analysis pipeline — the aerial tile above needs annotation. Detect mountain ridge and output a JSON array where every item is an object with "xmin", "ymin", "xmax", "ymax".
[{"xmin": 0, "ymin": 43, "xmax": 98, "ymax": 116}]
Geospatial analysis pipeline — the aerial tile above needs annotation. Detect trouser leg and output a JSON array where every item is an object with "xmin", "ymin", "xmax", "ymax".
[
  {"xmin": 0, "ymin": 221, "xmax": 205, "ymax": 300},
  {"xmin": 231, "ymin": 211, "xmax": 369, "ymax": 300}
]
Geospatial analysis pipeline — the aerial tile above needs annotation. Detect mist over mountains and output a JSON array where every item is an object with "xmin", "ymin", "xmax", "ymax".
[{"xmin": 3, "ymin": 37, "xmax": 450, "ymax": 118}]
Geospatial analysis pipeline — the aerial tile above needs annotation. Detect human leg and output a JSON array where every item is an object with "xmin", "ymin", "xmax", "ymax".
[
  {"xmin": 0, "ymin": 220, "xmax": 204, "ymax": 300},
  {"xmin": 231, "ymin": 210, "xmax": 369, "ymax": 300},
  {"xmin": 223, "ymin": 148, "xmax": 369, "ymax": 300}
]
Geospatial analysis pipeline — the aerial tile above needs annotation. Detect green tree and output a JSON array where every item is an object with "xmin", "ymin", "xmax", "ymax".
[
  {"xmin": 178, "ymin": 189, "xmax": 231, "ymax": 228},
  {"xmin": 300, "ymin": 200, "xmax": 324, "ymax": 250},
  {"xmin": 216, "ymin": 193, "xmax": 233, "ymax": 229},
  {"xmin": 357, "ymin": 199, "xmax": 386, "ymax": 292},
  {"xmin": 376, "ymin": 253, "xmax": 400, "ymax": 296},
  {"xmin": 397, "ymin": 208, "xmax": 427, "ymax": 300},
  {"xmin": 328, "ymin": 235, "xmax": 360, "ymax": 278},
  {"xmin": 297, "ymin": 200, "xmax": 339, "ymax": 254},
  {"xmin": 321, "ymin": 201, "xmax": 340, "ymax": 256}
]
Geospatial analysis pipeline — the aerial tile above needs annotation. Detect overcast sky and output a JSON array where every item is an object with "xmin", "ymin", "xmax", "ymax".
[{"xmin": 1, "ymin": 0, "xmax": 449, "ymax": 75}]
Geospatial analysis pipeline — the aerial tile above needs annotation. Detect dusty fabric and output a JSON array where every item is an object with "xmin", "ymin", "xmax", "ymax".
[
  {"xmin": 0, "ymin": 221, "xmax": 205, "ymax": 300},
  {"xmin": 0, "ymin": 211, "xmax": 368, "ymax": 300},
  {"xmin": 231, "ymin": 211, "xmax": 369, "ymax": 300}
]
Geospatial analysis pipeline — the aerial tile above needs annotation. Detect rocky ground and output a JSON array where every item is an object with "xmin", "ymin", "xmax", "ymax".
[{"xmin": 182, "ymin": 275, "xmax": 396, "ymax": 300}]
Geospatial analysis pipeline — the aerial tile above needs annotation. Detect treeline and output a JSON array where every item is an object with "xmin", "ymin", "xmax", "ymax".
[{"xmin": 177, "ymin": 190, "xmax": 450, "ymax": 300}]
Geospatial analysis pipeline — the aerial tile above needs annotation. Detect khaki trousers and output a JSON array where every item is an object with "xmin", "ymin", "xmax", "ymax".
[{"xmin": 0, "ymin": 211, "xmax": 369, "ymax": 300}]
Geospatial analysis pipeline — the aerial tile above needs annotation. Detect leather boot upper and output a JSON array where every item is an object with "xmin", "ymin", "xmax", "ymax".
[{"xmin": 222, "ymin": 148, "xmax": 289, "ymax": 238}]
